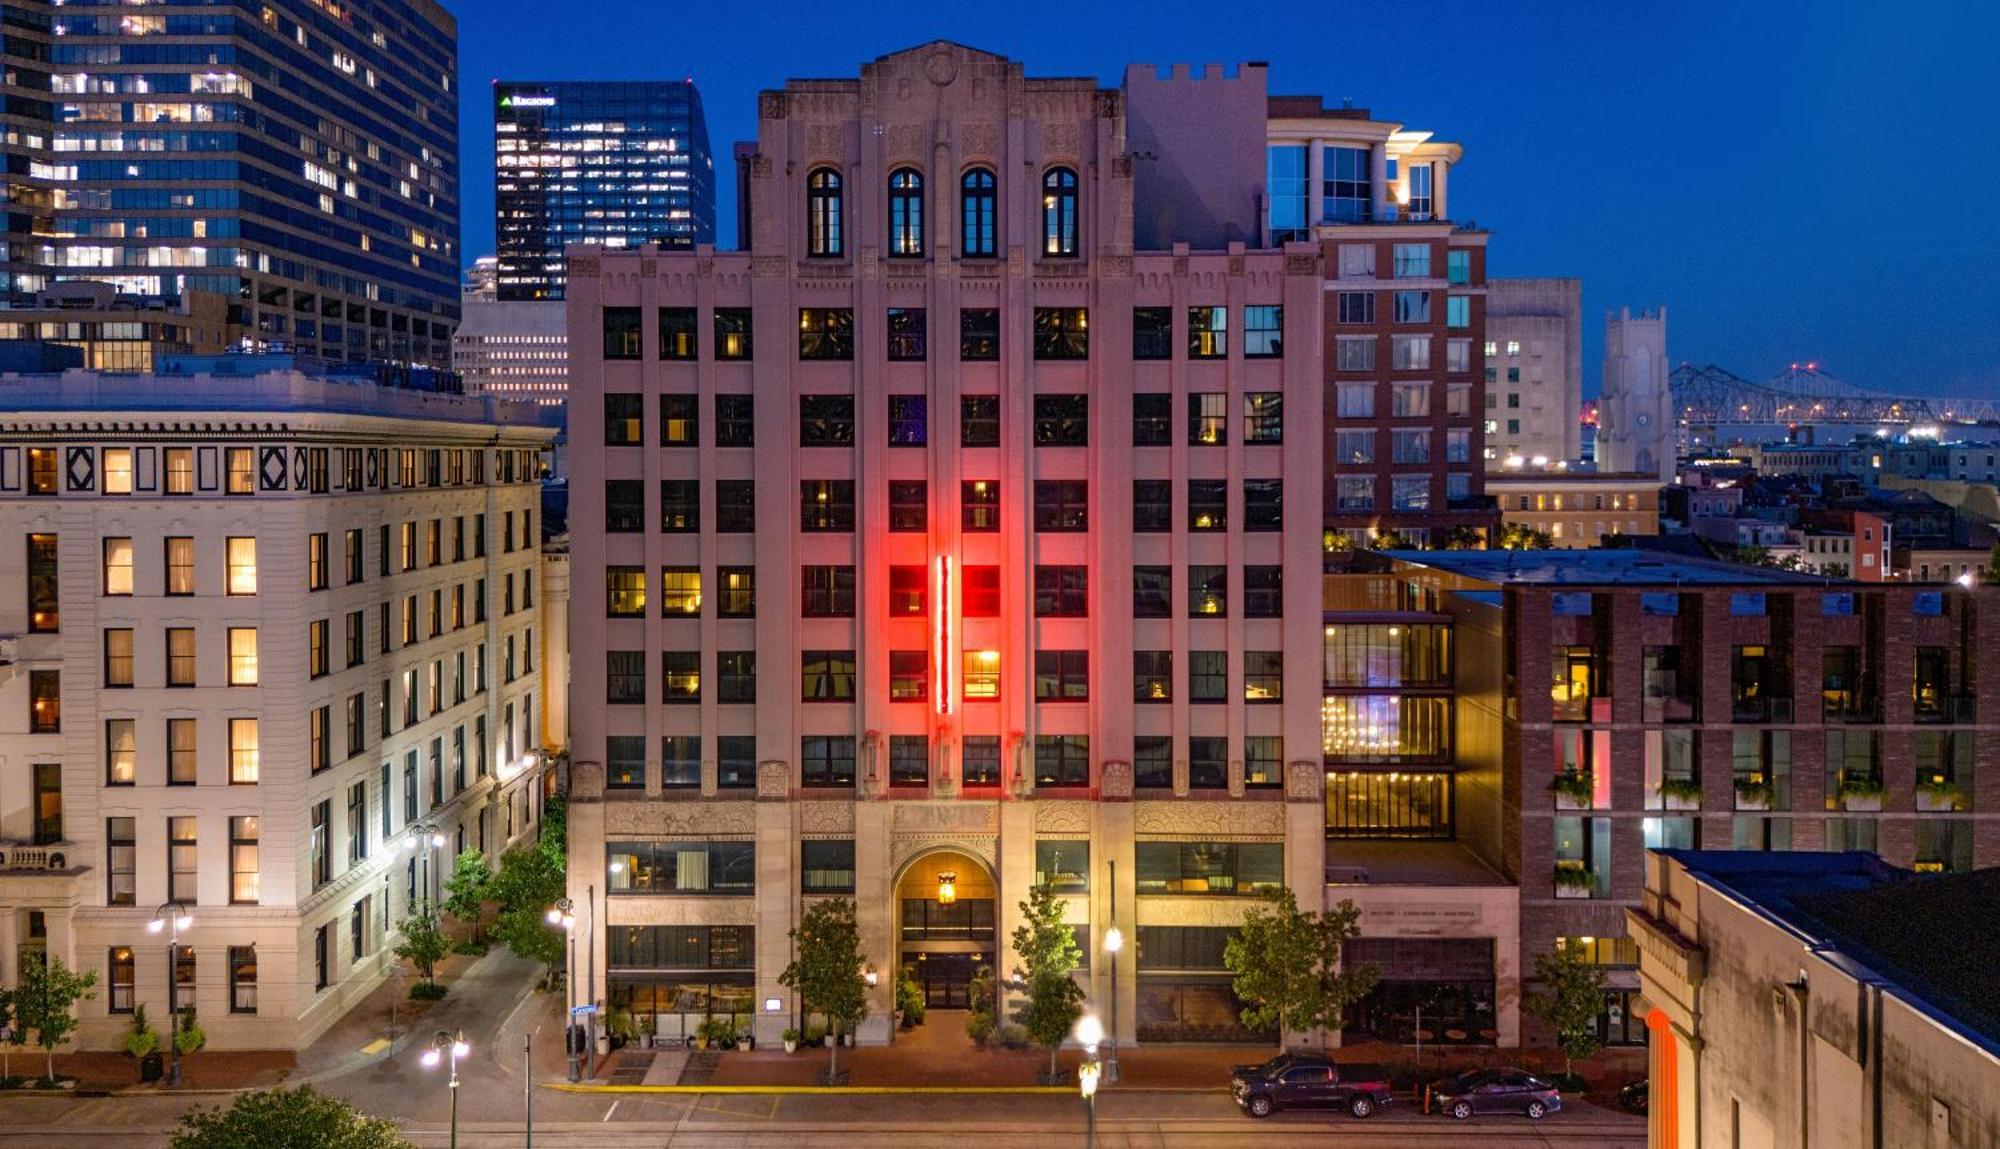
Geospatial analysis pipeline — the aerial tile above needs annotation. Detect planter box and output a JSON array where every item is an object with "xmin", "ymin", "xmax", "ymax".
[
  {"xmin": 1662, "ymin": 792, "xmax": 1702, "ymax": 811},
  {"xmin": 1555, "ymin": 883, "xmax": 1593, "ymax": 900},
  {"xmin": 1841, "ymin": 794, "xmax": 1883, "ymax": 813},
  {"xmin": 1734, "ymin": 794, "xmax": 1772, "ymax": 812},
  {"xmin": 1554, "ymin": 792, "xmax": 1591, "ymax": 811},
  {"xmin": 1916, "ymin": 790, "xmax": 1963, "ymax": 813}
]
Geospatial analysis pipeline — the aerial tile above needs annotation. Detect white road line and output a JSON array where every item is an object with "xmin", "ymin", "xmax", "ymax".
[{"xmin": 602, "ymin": 1099, "xmax": 620, "ymax": 1123}]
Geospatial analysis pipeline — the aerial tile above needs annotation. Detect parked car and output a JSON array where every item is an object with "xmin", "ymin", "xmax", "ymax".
[
  {"xmin": 1427, "ymin": 1067, "xmax": 1563, "ymax": 1120},
  {"xmin": 1231, "ymin": 1052, "xmax": 1395, "ymax": 1119},
  {"xmin": 1618, "ymin": 1078, "xmax": 1648, "ymax": 1114}
]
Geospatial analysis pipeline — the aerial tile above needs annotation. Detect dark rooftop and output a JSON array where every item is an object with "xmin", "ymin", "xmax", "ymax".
[
  {"xmin": 1383, "ymin": 549, "xmax": 1843, "ymax": 587},
  {"xmin": 1663, "ymin": 851, "xmax": 2000, "ymax": 1054}
]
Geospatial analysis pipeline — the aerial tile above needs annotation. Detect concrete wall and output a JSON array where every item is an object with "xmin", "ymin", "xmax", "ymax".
[{"xmin": 1124, "ymin": 63, "xmax": 1268, "ymax": 251}]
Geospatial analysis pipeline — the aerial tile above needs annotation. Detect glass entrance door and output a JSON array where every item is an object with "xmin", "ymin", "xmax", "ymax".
[{"xmin": 903, "ymin": 951, "xmax": 974, "ymax": 1009}]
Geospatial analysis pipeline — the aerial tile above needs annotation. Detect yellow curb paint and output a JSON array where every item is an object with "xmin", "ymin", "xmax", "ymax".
[
  {"xmin": 542, "ymin": 1083, "xmax": 1228, "ymax": 1096},
  {"xmin": 358, "ymin": 1039, "xmax": 392, "ymax": 1056}
]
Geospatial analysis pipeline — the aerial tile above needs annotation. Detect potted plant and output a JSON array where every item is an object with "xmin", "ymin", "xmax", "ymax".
[
  {"xmin": 896, "ymin": 965, "xmax": 926, "ymax": 1030},
  {"xmin": 804, "ymin": 1025, "xmax": 826, "ymax": 1048},
  {"xmin": 1733, "ymin": 775, "xmax": 1772, "ymax": 811},
  {"xmin": 1837, "ymin": 775, "xmax": 1886, "ymax": 813},
  {"xmin": 124, "ymin": 1005, "xmax": 162, "ymax": 1083},
  {"xmin": 695, "ymin": 1016, "xmax": 733, "ymax": 1051},
  {"xmin": 781, "ymin": 1027, "xmax": 800, "ymax": 1054},
  {"xmin": 1659, "ymin": 777, "xmax": 1705, "ymax": 811},
  {"xmin": 1916, "ymin": 777, "xmax": 1964, "ymax": 812},
  {"xmin": 1553, "ymin": 864, "xmax": 1595, "ymax": 899},
  {"xmin": 1550, "ymin": 771, "xmax": 1593, "ymax": 810},
  {"xmin": 172, "ymin": 1006, "xmax": 205, "ymax": 1058}
]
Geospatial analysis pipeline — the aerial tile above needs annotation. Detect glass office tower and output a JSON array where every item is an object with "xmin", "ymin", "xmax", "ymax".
[
  {"xmin": 493, "ymin": 80, "xmax": 715, "ymax": 301},
  {"xmin": 0, "ymin": 0, "xmax": 462, "ymax": 368}
]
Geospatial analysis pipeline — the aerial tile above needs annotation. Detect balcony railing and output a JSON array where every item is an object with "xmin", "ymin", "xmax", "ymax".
[
  {"xmin": 1822, "ymin": 694, "xmax": 1881, "ymax": 724},
  {"xmin": 1730, "ymin": 697, "xmax": 1794, "ymax": 724},
  {"xmin": 1914, "ymin": 695, "xmax": 1976, "ymax": 725},
  {"xmin": 1646, "ymin": 696, "xmax": 1700, "ymax": 724},
  {"xmin": 0, "ymin": 840, "xmax": 83, "ymax": 872}
]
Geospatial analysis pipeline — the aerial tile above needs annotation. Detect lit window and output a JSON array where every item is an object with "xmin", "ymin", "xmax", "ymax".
[
  {"xmin": 228, "ymin": 627, "xmax": 259, "ymax": 685},
  {"xmin": 226, "ymin": 536, "xmax": 257, "ymax": 594},
  {"xmin": 660, "ymin": 567, "xmax": 702, "ymax": 615},
  {"xmin": 1041, "ymin": 167, "xmax": 1078, "ymax": 256},
  {"xmin": 230, "ymin": 718, "xmax": 259, "ymax": 783},
  {"xmin": 102, "ymin": 448, "xmax": 133, "ymax": 494},
  {"xmin": 963, "ymin": 650, "xmax": 1001, "ymax": 699},
  {"xmin": 888, "ymin": 168, "xmax": 924, "ymax": 256},
  {"xmin": 807, "ymin": 168, "xmax": 843, "ymax": 257},
  {"xmin": 102, "ymin": 537, "xmax": 133, "ymax": 595},
  {"xmin": 961, "ymin": 168, "xmax": 997, "ymax": 257}
]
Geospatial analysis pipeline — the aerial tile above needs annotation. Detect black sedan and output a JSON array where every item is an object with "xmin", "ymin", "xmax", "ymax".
[{"xmin": 1427, "ymin": 1067, "xmax": 1563, "ymax": 1120}]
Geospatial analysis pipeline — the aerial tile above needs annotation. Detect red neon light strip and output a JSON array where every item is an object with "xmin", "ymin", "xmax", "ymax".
[{"xmin": 935, "ymin": 555, "xmax": 952, "ymax": 716}]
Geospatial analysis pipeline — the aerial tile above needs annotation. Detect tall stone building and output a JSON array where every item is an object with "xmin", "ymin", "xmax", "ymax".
[
  {"xmin": 1484, "ymin": 278, "xmax": 1582, "ymax": 469},
  {"xmin": 1598, "ymin": 306, "xmax": 1673, "ymax": 482}
]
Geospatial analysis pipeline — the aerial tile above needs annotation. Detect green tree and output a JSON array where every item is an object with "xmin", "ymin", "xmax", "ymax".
[
  {"xmin": 170, "ymin": 1085, "xmax": 413, "ymax": 1149},
  {"xmin": 12, "ymin": 954, "xmax": 97, "ymax": 1081},
  {"xmin": 1223, "ymin": 888, "xmax": 1378, "ymax": 1050},
  {"xmin": 392, "ymin": 903, "xmax": 451, "ymax": 988},
  {"xmin": 1522, "ymin": 943, "xmax": 1607, "ymax": 1078},
  {"xmin": 0, "ymin": 985, "xmax": 19, "ymax": 1079},
  {"xmin": 1497, "ymin": 522, "xmax": 1556, "ymax": 550},
  {"xmin": 441, "ymin": 849, "xmax": 494, "ymax": 943},
  {"xmin": 1983, "ymin": 542, "xmax": 2000, "ymax": 582},
  {"xmin": 779, "ymin": 898, "xmax": 868, "ymax": 1082},
  {"xmin": 1369, "ymin": 528, "xmax": 1411, "ymax": 550},
  {"xmin": 1443, "ymin": 525, "xmax": 1487, "ymax": 550},
  {"xmin": 1010, "ymin": 881, "xmax": 1085, "ymax": 1080},
  {"xmin": 486, "ymin": 840, "xmax": 566, "ymax": 975}
]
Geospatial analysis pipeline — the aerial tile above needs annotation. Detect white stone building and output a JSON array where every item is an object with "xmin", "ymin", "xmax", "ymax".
[
  {"xmin": 1598, "ymin": 306, "xmax": 1672, "ymax": 482},
  {"xmin": 0, "ymin": 366, "xmax": 553, "ymax": 1052},
  {"xmin": 1483, "ymin": 278, "xmax": 1581, "ymax": 469}
]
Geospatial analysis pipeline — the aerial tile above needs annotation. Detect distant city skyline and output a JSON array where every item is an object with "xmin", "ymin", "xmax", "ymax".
[{"xmin": 455, "ymin": 0, "xmax": 1999, "ymax": 399}]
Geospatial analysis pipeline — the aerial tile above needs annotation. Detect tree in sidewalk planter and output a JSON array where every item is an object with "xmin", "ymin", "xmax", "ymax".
[
  {"xmin": 1223, "ymin": 888, "xmax": 1379, "ymax": 1051},
  {"xmin": 779, "ymin": 897, "xmax": 868, "ymax": 1083},
  {"xmin": 12, "ymin": 954, "xmax": 97, "ymax": 1082},
  {"xmin": 123, "ymin": 1003, "xmax": 159, "ymax": 1060},
  {"xmin": 393, "ymin": 903, "xmax": 452, "ymax": 996},
  {"xmin": 0, "ymin": 986, "xmax": 21, "ymax": 1080},
  {"xmin": 1522, "ymin": 943, "xmax": 1606, "ymax": 1085},
  {"xmin": 486, "ymin": 836, "xmax": 567, "ymax": 979},
  {"xmin": 173, "ymin": 1005, "xmax": 207, "ymax": 1057},
  {"xmin": 895, "ymin": 964, "xmax": 925, "ymax": 1029},
  {"xmin": 1010, "ymin": 881, "xmax": 1084, "ymax": 1082},
  {"xmin": 964, "ymin": 965, "xmax": 998, "ymax": 1045},
  {"xmin": 441, "ymin": 849, "xmax": 494, "ymax": 947},
  {"xmin": 170, "ymin": 1085, "xmax": 414, "ymax": 1149}
]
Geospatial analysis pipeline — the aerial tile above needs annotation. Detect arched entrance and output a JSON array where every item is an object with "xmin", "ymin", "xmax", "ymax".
[{"xmin": 893, "ymin": 850, "xmax": 996, "ymax": 1009}]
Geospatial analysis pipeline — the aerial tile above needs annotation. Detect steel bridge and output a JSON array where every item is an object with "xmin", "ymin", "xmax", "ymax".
[{"xmin": 1671, "ymin": 363, "xmax": 2000, "ymax": 427}]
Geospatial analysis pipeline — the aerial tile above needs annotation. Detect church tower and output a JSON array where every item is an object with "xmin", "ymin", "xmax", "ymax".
[{"xmin": 1599, "ymin": 306, "xmax": 1672, "ymax": 481}]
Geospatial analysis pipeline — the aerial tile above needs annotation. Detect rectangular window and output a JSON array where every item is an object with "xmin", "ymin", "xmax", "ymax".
[
  {"xmin": 717, "ymin": 650, "xmax": 756, "ymax": 704},
  {"xmin": 1392, "ymin": 428, "xmax": 1432, "ymax": 464},
  {"xmin": 802, "ymin": 736, "xmax": 856, "ymax": 787},
  {"xmin": 799, "ymin": 308, "xmax": 854, "ymax": 360},
  {"xmin": 889, "ymin": 735, "xmax": 929, "ymax": 786},
  {"xmin": 606, "ymin": 842, "xmax": 757, "ymax": 895},
  {"xmin": 714, "ymin": 394, "xmax": 754, "ymax": 447},
  {"xmin": 164, "ymin": 447, "xmax": 193, "ymax": 494},
  {"xmin": 963, "ymin": 736, "xmax": 1001, "ymax": 785},
  {"xmin": 658, "ymin": 394, "xmax": 699, "ymax": 447},
  {"xmin": 718, "ymin": 567, "xmax": 756, "ymax": 618},
  {"xmin": 1135, "ymin": 841, "xmax": 1284, "ymax": 896},
  {"xmin": 1033, "ymin": 307, "xmax": 1089, "ymax": 359},
  {"xmin": 109, "ymin": 947, "xmax": 135, "ymax": 1013},
  {"xmin": 29, "ymin": 669, "xmax": 59, "ymax": 733},
  {"xmin": 718, "ymin": 735, "xmax": 756, "ymax": 789},
  {"xmin": 1244, "ymin": 565, "xmax": 1283, "ymax": 618},
  {"xmin": 715, "ymin": 308, "xmax": 753, "ymax": 360},
  {"xmin": 1447, "ymin": 249, "xmax": 1471, "ymax": 284},
  {"xmin": 224, "ymin": 717, "xmax": 260, "ymax": 783},
  {"xmin": 802, "ymin": 840, "xmax": 857, "ymax": 894},
  {"xmin": 1337, "ymin": 291, "xmax": 1375, "ymax": 324},
  {"xmin": 228, "ymin": 946, "xmax": 258, "ymax": 1014},
  {"xmin": 802, "ymin": 650, "xmax": 857, "ymax": 702},
  {"xmin": 1132, "ymin": 392, "xmax": 1171, "ymax": 445},
  {"xmin": 1189, "ymin": 565, "xmax": 1227, "ymax": 617},
  {"xmin": 1033, "ymin": 480, "xmax": 1088, "ymax": 531},
  {"xmin": 801, "ymin": 565, "xmax": 856, "ymax": 617},
  {"xmin": 104, "ymin": 628, "xmax": 134, "ymax": 687},
  {"xmin": 1133, "ymin": 479, "xmax": 1173, "ymax": 532},
  {"xmin": 226, "ymin": 536, "xmax": 257, "ymax": 595},
  {"xmin": 1245, "ymin": 651, "xmax": 1284, "ymax": 702},
  {"xmin": 107, "ymin": 817, "xmax": 136, "ymax": 905},
  {"xmin": 161, "ymin": 535, "xmax": 196, "ymax": 596},
  {"xmin": 1392, "ymin": 334, "xmax": 1431, "ymax": 370},
  {"xmin": 1392, "ymin": 243, "xmax": 1432, "ymax": 278},
  {"xmin": 1133, "ymin": 566, "xmax": 1171, "ymax": 618},
  {"xmin": 168, "ymin": 815, "xmax": 197, "ymax": 902},
  {"xmin": 1243, "ymin": 479, "xmax": 1283, "ymax": 531},
  {"xmin": 1033, "ymin": 394, "xmax": 1088, "ymax": 446},
  {"xmin": 1446, "ymin": 295, "xmax": 1471, "ymax": 329},
  {"xmin": 659, "ymin": 306, "xmax": 698, "ymax": 360},
  {"xmin": 888, "ymin": 480, "xmax": 927, "ymax": 532},
  {"xmin": 1133, "ymin": 306, "xmax": 1173, "ymax": 359},
  {"xmin": 1335, "ymin": 429, "xmax": 1376, "ymax": 465},
  {"xmin": 960, "ymin": 308, "xmax": 1000, "ymax": 361},
  {"xmin": 606, "ymin": 566, "xmax": 647, "ymax": 618},
  {"xmin": 105, "ymin": 718, "xmax": 136, "ymax": 785},
  {"xmin": 309, "ymin": 801, "xmax": 332, "ymax": 890},
  {"xmin": 228, "ymin": 627, "xmax": 258, "ymax": 685},
  {"xmin": 1035, "ymin": 840, "xmax": 1090, "ymax": 892},
  {"xmin": 1245, "ymin": 737, "xmax": 1283, "ymax": 787},
  {"xmin": 603, "ymin": 307, "xmax": 643, "ymax": 359},
  {"xmin": 662, "ymin": 651, "xmax": 701, "ymax": 703},
  {"xmin": 1134, "ymin": 737, "xmax": 1173, "ymax": 788},
  {"xmin": 1243, "ymin": 393, "xmax": 1282, "ymax": 444},
  {"xmin": 960, "ymin": 564, "xmax": 1000, "ymax": 617},
  {"xmin": 1134, "ymin": 650, "xmax": 1172, "ymax": 702},
  {"xmin": 1187, "ymin": 306, "xmax": 1228, "ymax": 358},
  {"xmin": 27, "ymin": 534, "xmax": 59, "ymax": 632},
  {"xmin": 1188, "ymin": 392, "xmax": 1226, "ymax": 444},
  {"xmin": 964, "ymin": 649, "xmax": 1001, "ymax": 700},
  {"xmin": 961, "ymin": 394, "xmax": 1000, "ymax": 446},
  {"xmin": 888, "ymin": 564, "xmax": 928, "ymax": 617},
  {"xmin": 659, "ymin": 480, "xmax": 700, "ymax": 532},
  {"xmin": 1189, "ymin": 650, "xmax": 1228, "ymax": 702},
  {"xmin": 1393, "ymin": 290, "xmax": 1431, "ymax": 324},
  {"xmin": 226, "ymin": 447, "xmax": 255, "ymax": 494},
  {"xmin": 606, "ymin": 736, "xmax": 645, "ymax": 789},
  {"xmin": 887, "ymin": 308, "xmax": 927, "ymax": 361},
  {"xmin": 1035, "ymin": 649, "xmax": 1089, "ymax": 701},
  {"xmin": 310, "ymin": 705, "xmax": 330, "ymax": 773},
  {"xmin": 1188, "ymin": 479, "xmax": 1227, "ymax": 531},
  {"xmin": 347, "ymin": 781, "xmax": 367, "ymax": 863},
  {"xmin": 1189, "ymin": 736, "xmax": 1229, "ymax": 789},
  {"xmin": 800, "ymin": 480, "xmax": 855, "ymax": 531},
  {"xmin": 656, "ymin": 566, "xmax": 700, "ymax": 617},
  {"xmin": 308, "ymin": 619, "xmax": 329, "ymax": 678},
  {"xmin": 1336, "ymin": 382, "xmax": 1376, "ymax": 418},
  {"xmin": 888, "ymin": 394, "xmax": 928, "ymax": 446},
  {"xmin": 101, "ymin": 537, "xmax": 134, "ymax": 595},
  {"xmin": 1034, "ymin": 735, "xmax": 1090, "ymax": 787},
  {"xmin": 1323, "ymin": 147, "xmax": 1372, "ymax": 221},
  {"xmin": 607, "ymin": 651, "xmax": 647, "ymax": 704},
  {"xmin": 1034, "ymin": 565, "xmax": 1088, "ymax": 617},
  {"xmin": 162, "ymin": 716, "xmax": 197, "ymax": 784},
  {"xmin": 1336, "ymin": 335, "xmax": 1376, "ymax": 372},
  {"xmin": 961, "ymin": 479, "xmax": 1000, "ymax": 532},
  {"xmin": 660, "ymin": 735, "xmax": 701, "ymax": 787},
  {"xmin": 713, "ymin": 479, "xmax": 755, "ymax": 532},
  {"xmin": 1243, "ymin": 305, "xmax": 1282, "ymax": 358}
]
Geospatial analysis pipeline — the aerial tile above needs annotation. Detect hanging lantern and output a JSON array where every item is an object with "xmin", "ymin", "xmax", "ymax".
[{"xmin": 936, "ymin": 870, "xmax": 958, "ymax": 906}]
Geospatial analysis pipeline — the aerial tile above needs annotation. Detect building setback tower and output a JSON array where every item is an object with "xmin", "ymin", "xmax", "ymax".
[
  {"xmin": 493, "ymin": 81, "xmax": 716, "ymax": 301},
  {"xmin": 1484, "ymin": 278, "xmax": 1582, "ymax": 469},
  {"xmin": 0, "ymin": 0, "xmax": 462, "ymax": 368},
  {"xmin": 0, "ymin": 364, "xmax": 553, "ymax": 1050},
  {"xmin": 1598, "ymin": 306, "xmax": 1672, "ymax": 482}
]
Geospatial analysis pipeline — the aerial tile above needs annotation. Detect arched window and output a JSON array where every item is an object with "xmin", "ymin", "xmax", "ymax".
[
  {"xmin": 961, "ymin": 168, "xmax": 997, "ymax": 258},
  {"xmin": 1041, "ymin": 167, "xmax": 1078, "ymax": 258},
  {"xmin": 887, "ymin": 168, "xmax": 924, "ymax": 257},
  {"xmin": 807, "ymin": 168, "xmax": 843, "ymax": 258}
]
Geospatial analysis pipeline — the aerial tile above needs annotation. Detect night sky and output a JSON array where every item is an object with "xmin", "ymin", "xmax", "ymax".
[{"xmin": 455, "ymin": 0, "xmax": 2000, "ymax": 398}]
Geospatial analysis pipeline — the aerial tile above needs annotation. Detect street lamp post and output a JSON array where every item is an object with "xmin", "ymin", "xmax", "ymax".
[
  {"xmin": 1075, "ymin": 1013, "xmax": 1103, "ymax": 1149},
  {"xmin": 584, "ymin": 883, "xmax": 598, "ymax": 1072},
  {"xmin": 411, "ymin": 819, "xmax": 447, "ymax": 907},
  {"xmin": 148, "ymin": 900, "xmax": 193, "ymax": 1087},
  {"xmin": 421, "ymin": 1029, "xmax": 470, "ymax": 1149},
  {"xmin": 545, "ymin": 898, "xmax": 578, "ymax": 1082},
  {"xmin": 1103, "ymin": 859, "xmax": 1122, "ymax": 1084}
]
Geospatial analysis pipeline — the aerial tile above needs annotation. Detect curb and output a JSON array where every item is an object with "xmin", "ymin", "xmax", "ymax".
[{"xmin": 544, "ymin": 1082, "xmax": 1080, "ymax": 1095}]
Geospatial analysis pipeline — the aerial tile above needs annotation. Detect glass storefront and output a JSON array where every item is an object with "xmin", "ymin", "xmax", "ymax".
[
  {"xmin": 1342, "ymin": 937, "xmax": 1497, "ymax": 1045},
  {"xmin": 1326, "ymin": 771, "xmax": 1455, "ymax": 838}
]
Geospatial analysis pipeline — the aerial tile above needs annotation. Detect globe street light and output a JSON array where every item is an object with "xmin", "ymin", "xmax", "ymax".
[
  {"xmin": 422, "ymin": 1029, "xmax": 470, "ymax": 1149},
  {"xmin": 546, "ymin": 898, "xmax": 578, "ymax": 1081},
  {"xmin": 409, "ymin": 818, "xmax": 447, "ymax": 907},
  {"xmin": 148, "ymin": 901, "xmax": 193, "ymax": 1086},
  {"xmin": 1075, "ymin": 1013, "xmax": 1104, "ymax": 1149},
  {"xmin": 1103, "ymin": 856, "xmax": 1123, "ymax": 1084}
]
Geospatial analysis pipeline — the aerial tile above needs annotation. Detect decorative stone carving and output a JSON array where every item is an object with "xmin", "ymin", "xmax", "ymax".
[
  {"xmin": 807, "ymin": 123, "xmax": 844, "ymax": 162},
  {"xmin": 1098, "ymin": 254, "xmax": 1132, "ymax": 278},
  {"xmin": 604, "ymin": 801, "xmax": 754, "ymax": 838},
  {"xmin": 1228, "ymin": 255, "xmax": 1245, "ymax": 277},
  {"xmin": 888, "ymin": 123, "xmax": 925, "ymax": 160},
  {"xmin": 752, "ymin": 255, "xmax": 789, "ymax": 278},
  {"xmin": 1285, "ymin": 252, "xmax": 1319, "ymax": 276},
  {"xmin": 892, "ymin": 802, "xmax": 998, "ymax": 835},
  {"xmin": 1285, "ymin": 760, "xmax": 1323, "ymax": 802},
  {"xmin": 799, "ymin": 802, "xmax": 855, "ymax": 835},
  {"xmin": 1134, "ymin": 800, "xmax": 1285, "ymax": 838},
  {"xmin": 890, "ymin": 834, "xmax": 997, "ymax": 872},
  {"xmin": 1111, "ymin": 154, "xmax": 1133, "ymax": 179},
  {"xmin": 569, "ymin": 255, "xmax": 599, "ymax": 280},
  {"xmin": 924, "ymin": 49, "xmax": 960, "ymax": 87},
  {"xmin": 570, "ymin": 759, "xmax": 605, "ymax": 802},
  {"xmin": 1043, "ymin": 121, "xmax": 1079, "ymax": 159},
  {"xmin": 757, "ymin": 759, "xmax": 791, "ymax": 800},
  {"xmin": 961, "ymin": 122, "xmax": 999, "ymax": 159},
  {"xmin": 1099, "ymin": 759, "xmax": 1133, "ymax": 802},
  {"xmin": 1034, "ymin": 801, "xmax": 1092, "ymax": 833},
  {"xmin": 760, "ymin": 92, "xmax": 787, "ymax": 121}
]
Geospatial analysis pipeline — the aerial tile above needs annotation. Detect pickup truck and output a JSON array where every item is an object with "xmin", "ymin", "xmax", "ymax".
[{"xmin": 1230, "ymin": 1052, "xmax": 1395, "ymax": 1119}]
